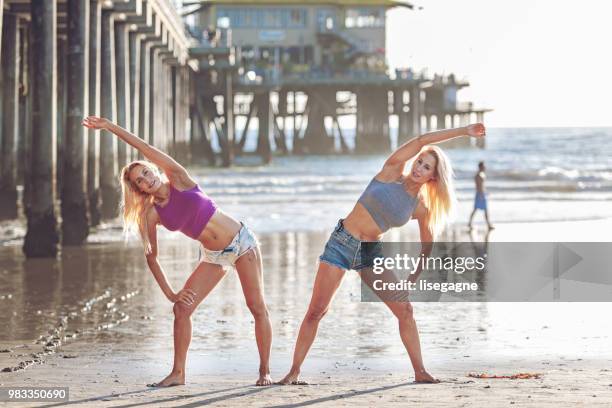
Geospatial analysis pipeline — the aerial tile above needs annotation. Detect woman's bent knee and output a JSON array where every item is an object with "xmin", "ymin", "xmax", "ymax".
[
  {"xmin": 305, "ymin": 305, "xmax": 328, "ymax": 322},
  {"xmin": 173, "ymin": 302, "xmax": 193, "ymax": 319},
  {"xmin": 395, "ymin": 303, "xmax": 414, "ymax": 322},
  {"xmin": 246, "ymin": 300, "xmax": 269, "ymax": 320}
]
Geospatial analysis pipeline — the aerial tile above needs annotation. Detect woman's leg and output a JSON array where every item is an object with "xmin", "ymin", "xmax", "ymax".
[
  {"xmin": 278, "ymin": 261, "xmax": 346, "ymax": 385},
  {"xmin": 235, "ymin": 247, "xmax": 274, "ymax": 386},
  {"xmin": 359, "ymin": 269, "xmax": 439, "ymax": 383},
  {"xmin": 151, "ymin": 261, "xmax": 226, "ymax": 387},
  {"xmin": 380, "ymin": 300, "xmax": 439, "ymax": 383}
]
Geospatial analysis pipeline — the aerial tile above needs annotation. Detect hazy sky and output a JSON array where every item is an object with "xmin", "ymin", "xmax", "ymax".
[{"xmin": 386, "ymin": 0, "xmax": 612, "ymax": 127}]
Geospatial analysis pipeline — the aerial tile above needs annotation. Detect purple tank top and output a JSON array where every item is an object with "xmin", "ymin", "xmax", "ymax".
[{"xmin": 154, "ymin": 184, "xmax": 217, "ymax": 239}]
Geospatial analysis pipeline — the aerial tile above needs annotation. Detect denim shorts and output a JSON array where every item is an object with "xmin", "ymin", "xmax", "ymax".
[
  {"xmin": 201, "ymin": 222, "xmax": 259, "ymax": 268},
  {"xmin": 319, "ymin": 219, "xmax": 383, "ymax": 271}
]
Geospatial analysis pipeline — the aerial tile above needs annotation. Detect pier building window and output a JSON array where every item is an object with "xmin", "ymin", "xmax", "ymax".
[
  {"xmin": 216, "ymin": 8, "xmax": 306, "ymax": 29},
  {"xmin": 243, "ymin": 10, "xmax": 255, "ymax": 27},
  {"xmin": 216, "ymin": 8, "xmax": 232, "ymax": 28},
  {"xmin": 288, "ymin": 9, "xmax": 307, "ymax": 27},
  {"xmin": 217, "ymin": 16, "xmax": 230, "ymax": 29},
  {"xmin": 264, "ymin": 9, "xmax": 283, "ymax": 28},
  {"xmin": 345, "ymin": 8, "xmax": 385, "ymax": 28},
  {"xmin": 317, "ymin": 9, "xmax": 337, "ymax": 31}
]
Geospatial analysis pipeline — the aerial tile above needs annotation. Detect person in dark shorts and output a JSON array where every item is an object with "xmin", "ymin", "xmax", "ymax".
[{"xmin": 468, "ymin": 161, "xmax": 494, "ymax": 230}]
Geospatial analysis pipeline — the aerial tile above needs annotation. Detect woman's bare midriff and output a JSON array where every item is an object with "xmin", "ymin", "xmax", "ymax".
[
  {"xmin": 342, "ymin": 203, "xmax": 384, "ymax": 242},
  {"xmin": 196, "ymin": 209, "xmax": 242, "ymax": 250}
]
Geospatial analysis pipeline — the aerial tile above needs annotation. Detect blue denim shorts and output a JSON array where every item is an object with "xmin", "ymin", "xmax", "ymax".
[{"xmin": 319, "ymin": 219, "xmax": 383, "ymax": 271}]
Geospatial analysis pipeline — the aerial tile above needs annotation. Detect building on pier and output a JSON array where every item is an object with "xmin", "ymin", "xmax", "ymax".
[
  {"xmin": 186, "ymin": 0, "xmax": 411, "ymax": 76},
  {"xmin": 182, "ymin": 0, "xmax": 491, "ymax": 159}
]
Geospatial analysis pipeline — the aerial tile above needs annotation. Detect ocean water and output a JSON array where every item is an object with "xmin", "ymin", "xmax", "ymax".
[{"xmin": 195, "ymin": 127, "xmax": 612, "ymax": 233}]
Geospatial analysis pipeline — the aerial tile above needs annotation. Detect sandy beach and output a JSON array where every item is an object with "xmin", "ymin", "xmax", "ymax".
[
  {"xmin": 2, "ymin": 351, "xmax": 612, "ymax": 407},
  {"xmin": 1, "ymin": 217, "xmax": 612, "ymax": 407}
]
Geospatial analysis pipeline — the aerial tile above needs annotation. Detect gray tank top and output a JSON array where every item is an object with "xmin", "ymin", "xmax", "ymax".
[{"xmin": 357, "ymin": 176, "xmax": 419, "ymax": 233}]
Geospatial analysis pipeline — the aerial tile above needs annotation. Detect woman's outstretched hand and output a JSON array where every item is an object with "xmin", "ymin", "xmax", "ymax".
[
  {"xmin": 170, "ymin": 288, "xmax": 197, "ymax": 306},
  {"xmin": 466, "ymin": 123, "xmax": 486, "ymax": 138},
  {"xmin": 82, "ymin": 115, "xmax": 110, "ymax": 130}
]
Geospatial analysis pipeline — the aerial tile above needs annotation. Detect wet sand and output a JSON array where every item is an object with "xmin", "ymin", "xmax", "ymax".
[{"xmin": 1, "ymin": 219, "xmax": 612, "ymax": 406}]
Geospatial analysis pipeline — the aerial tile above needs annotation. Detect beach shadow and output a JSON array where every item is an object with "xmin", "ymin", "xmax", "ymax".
[
  {"xmin": 36, "ymin": 388, "xmax": 152, "ymax": 407},
  {"xmin": 267, "ymin": 381, "xmax": 425, "ymax": 408},
  {"xmin": 116, "ymin": 385, "xmax": 275, "ymax": 408},
  {"xmin": 36, "ymin": 385, "xmax": 251, "ymax": 407}
]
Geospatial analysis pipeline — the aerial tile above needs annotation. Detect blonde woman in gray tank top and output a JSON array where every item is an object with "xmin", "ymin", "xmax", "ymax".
[{"xmin": 279, "ymin": 124, "xmax": 487, "ymax": 385}]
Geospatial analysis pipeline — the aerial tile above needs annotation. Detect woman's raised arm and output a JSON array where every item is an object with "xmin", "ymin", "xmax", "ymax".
[
  {"xmin": 384, "ymin": 124, "xmax": 486, "ymax": 168},
  {"xmin": 82, "ymin": 116, "xmax": 188, "ymax": 179}
]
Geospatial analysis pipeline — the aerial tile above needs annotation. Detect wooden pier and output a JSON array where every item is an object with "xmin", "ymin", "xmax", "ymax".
[
  {"xmin": 0, "ymin": 0, "xmax": 490, "ymax": 257},
  {"xmin": 189, "ymin": 60, "xmax": 492, "ymax": 159},
  {"xmin": 0, "ymin": 0, "xmax": 192, "ymax": 256}
]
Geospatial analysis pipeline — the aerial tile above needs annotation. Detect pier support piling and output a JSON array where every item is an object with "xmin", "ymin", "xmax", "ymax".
[
  {"xmin": 115, "ymin": 20, "xmax": 130, "ymax": 166},
  {"xmin": 192, "ymin": 93, "xmax": 216, "ymax": 165},
  {"xmin": 56, "ymin": 37, "xmax": 67, "ymax": 197},
  {"xmin": 221, "ymin": 70, "xmax": 234, "ymax": 166},
  {"xmin": 129, "ymin": 29, "xmax": 141, "ymax": 154},
  {"xmin": 24, "ymin": 0, "xmax": 60, "ymax": 257},
  {"xmin": 87, "ymin": 0, "xmax": 101, "ymax": 226},
  {"xmin": 99, "ymin": 10, "xmax": 119, "ymax": 220},
  {"xmin": 302, "ymin": 90, "xmax": 334, "ymax": 154},
  {"xmin": 436, "ymin": 113, "xmax": 446, "ymax": 130},
  {"xmin": 62, "ymin": 0, "xmax": 90, "ymax": 245},
  {"xmin": 17, "ymin": 22, "xmax": 28, "ymax": 189},
  {"xmin": 255, "ymin": 92, "xmax": 272, "ymax": 163},
  {"xmin": 0, "ymin": 0, "xmax": 4, "ymax": 54},
  {"xmin": 148, "ymin": 46, "xmax": 159, "ymax": 147},
  {"xmin": 235, "ymin": 98, "xmax": 256, "ymax": 154},
  {"xmin": 0, "ymin": 11, "xmax": 20, "ymax": 220},
  {"xmin": 396, "ymin": 89, "xmax": 410, "ymax": 145},
  {"xmin": 355, "ymin": 88, "xmax": 389, "ymax": 153},
  {"xmin": 139, "ymin": 40, "xmax": 151, "ymax": 147},
  {"xmin": 409, "ymin": 88, "xmax": 422, "ymax": 138}
]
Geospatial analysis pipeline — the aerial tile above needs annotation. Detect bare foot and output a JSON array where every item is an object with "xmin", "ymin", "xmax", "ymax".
[
  {"xmin": 256, "ymin": 373, "xmax": 273, "ymax": 386},
  {"xmin": 415, "ymin": 370, "xmax": 440, "ymax": 383},
  {"xmin": 147, "ymin": 371, "xmax": 185, "ymax": 387},
  {"xmin": 277, "ymin": 370, "xmax": 308, "ymax": 385}
]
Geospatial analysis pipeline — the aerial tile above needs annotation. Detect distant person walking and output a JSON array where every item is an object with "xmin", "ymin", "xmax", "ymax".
[
  {"xmin": 468, "ymin": 161, "xmax": 494, "ymax": 230},
  {"xmin": 81, "ymin": 116, "xmax": 273, "ymax": 387}
]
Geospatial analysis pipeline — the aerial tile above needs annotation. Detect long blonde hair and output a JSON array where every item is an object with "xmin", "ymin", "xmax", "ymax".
[
  {"xmin": 415, "ymin": 145, "xmax": 457, "ymax": 238},
  {"xmin": 119, "ymin": 160, "xmax": 161, "ymax": 254}
]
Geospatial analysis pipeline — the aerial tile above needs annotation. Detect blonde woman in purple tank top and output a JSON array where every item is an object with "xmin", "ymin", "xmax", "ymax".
[
  {"xmin": 279, "ymin": 124, "xmax": 486, "ymax": 385},
  {"xmin": 82, "ymin": 116, "xmax": 273, "ymax": 387}
]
